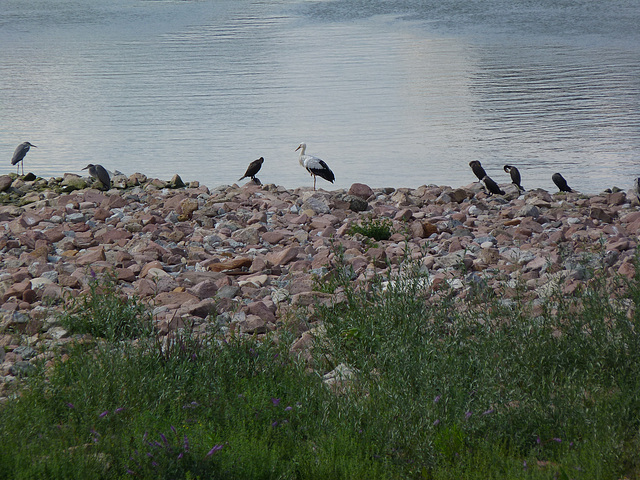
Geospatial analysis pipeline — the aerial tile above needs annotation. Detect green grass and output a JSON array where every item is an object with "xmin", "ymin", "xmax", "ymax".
[
  {"xmin": 348, "ymin": 216, "xmax": 394, "ymax": 241},
  {"xmin": 1, "ymin": 255, "xmax": 640, "ymax": 479}
]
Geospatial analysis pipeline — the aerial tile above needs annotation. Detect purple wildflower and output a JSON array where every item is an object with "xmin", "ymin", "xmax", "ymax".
[
  {"xmin": 183, "ymin": 435, "xmax": 189, "ymax": 452},
  {"xmin": 114, "ymin": 407, "xmax": 125, "ymax": 414},
  {"xmin": 464, "ymin": 411, "xmax": 472, "ymax": 420},
  {"xmin": 143, "ymin": 432, "xmax": 148, "ymax": 442},
  {"xmin": 433, "ymin": 419, "xmax": 440, "ymax": 426},
  {"xmin": 271, "ymin": 397, "xmax": 281, "ymax": 406},
  {"xmin": 127, "ymin": 469, "xmax": 135, "ymax": 475},
  {"xmin": 523, "ymin": 460, "xmax": 527, "ymax": 469},
  {"xmin": 177, "ymin": 452, "xmax": 184, "ymax": 460},
  {"xmin": 272, "ymin": 421, "xmax": 278, "ymax": 427},
  {"xmin": 284, "ymin": 406, "xmax": 293, "ymax": 411},
  {"xmin": 99, "ymin": 410, "xmax": 108, "ymax": 418},
  {"xmin": 553, "ymin": 437, "xmax": 562, "ymax": 443},
  {"xmin": 66, "ymin": 402, "xmax": 75, "ymax": 409},
  {"xmin": 151, "ymin": 461, "xmax": 158, "ymax": 468},
  {"xmin": 206, "ymin": 444, "xmax": 223, "ymax": 457},
  {"xmin": 160, "ymin": 433, "xmax": 168, "ymax": 445},
  {"xmin": 482, "ymin": 408, "xmax": 494, "ymax": 416},
  {"xmin": 433, "ymin": 395, "xmax": 441, "ymax": 404},
  {"xmin": 536, "ymin": 436, "xmax": 541, "ymax": 444},
  {"xmin": 146, "ymin": 452, "xmax": 153, "ymax": 458},
  {"xmin": 170, "ymin": 425, "xmax": 177, "ymax": 434}
]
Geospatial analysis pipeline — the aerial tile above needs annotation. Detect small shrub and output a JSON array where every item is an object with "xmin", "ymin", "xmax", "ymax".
[
  {"xmin": 60, "ymin": 270, "xmax": 151, "ymax": 341},
  {"xmin": 348, "ymin": 217, "xmax": 393, "ymax": 241}
]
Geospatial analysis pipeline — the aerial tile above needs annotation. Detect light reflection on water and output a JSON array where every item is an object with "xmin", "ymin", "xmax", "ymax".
[{"xmin": 1, "ymin": 0, "xmax": 639, "ymax": 193}]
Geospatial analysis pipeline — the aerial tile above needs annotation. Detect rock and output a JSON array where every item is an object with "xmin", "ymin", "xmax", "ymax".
[
  {"xmin": 169, "ymin": 174, "xmax": 186, "ymax": 188},
  {"xmin": 232, "ymin": 227, "xmax": 261, "ymax": 245},
  {"xmin": 208, "ymin": 258, "xmax": 253, "ymax": 272},
  {"xmin": 154, "ymin": 291, "xmax": 199, "ymax": 307},
  {"xmin": 61, "ymin": 174, "xmax": 88, "ymax": 191},
  {"xmin": 189, "ymin": 280, "xmax": 219, "ymax": 299},
  {"xmin": 216, "ymin": 285, "xmax": 240, "ymax": 299},
  {"xmin": 187, "ymin": 299, "xmax": 217, "ymax": 318},
  {"xmin": 516, "ymin": 205, "xmax": 540, "ymax": 218},
  {"xmin": 301, "ymin": 195, "xmax": 330, "ymax": 215},
  {"xmin": 0, "ymin": 175, "xmax": 13, "ymax": 192},
  {"xmin": 343, "ymin": 195, "xmax": 368, "ymax": 212},
  {"xmin": 236, "ymin": 315, "xmax": 266, "ymax": 334},
  {"xmin": 247, "ymin": 301, "xmax": 277, "ymax": 323},
  {"xmin": 348, "ymin": 183, "xmax": 374, "ymax": 200},
  {"xmin": 266, "ymin": 247, "xmax": 300, "ymax": 267},
  {"xmin": 590, "ymin": 207, "xmax": 614, "ymax": 223}
]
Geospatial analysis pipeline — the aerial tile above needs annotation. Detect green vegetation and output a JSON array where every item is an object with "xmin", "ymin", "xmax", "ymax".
[
  {"xmin": 348, "ymin": 216, "xmax": 394, "ymax": 241},
  {"xmin": 60, "ymin": 271, "xmax": 151, "ymax": 341},
  {"xmin": 1, "ymin": 255, "xmax": 640, "ymax": 479}
]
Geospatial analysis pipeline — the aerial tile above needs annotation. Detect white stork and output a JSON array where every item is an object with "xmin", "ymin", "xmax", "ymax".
[{"xmin": 295, "ymin": 143, "xmax": 335, "ymax": 190}]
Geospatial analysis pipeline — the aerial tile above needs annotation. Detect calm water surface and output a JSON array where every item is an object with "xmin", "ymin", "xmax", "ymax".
[{"xmin": 1, "ymin": 0, "xmax": 639, "ymax": 193}]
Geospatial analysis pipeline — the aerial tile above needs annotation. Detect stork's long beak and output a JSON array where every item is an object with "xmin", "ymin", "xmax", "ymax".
[{"xmin": 295, "ymin": 145, "xmax": 301, "ymax": 151}]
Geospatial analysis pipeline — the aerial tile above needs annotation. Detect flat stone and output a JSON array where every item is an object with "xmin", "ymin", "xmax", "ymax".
[
  {"xmin": 266, "ymin": 247, "xmax": 300, "ymax": 266},
  {"xmin": 154, "ymin": 291, "xmax": 199, "ymax": 306}
]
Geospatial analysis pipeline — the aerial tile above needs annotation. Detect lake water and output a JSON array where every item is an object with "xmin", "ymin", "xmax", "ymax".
[{"xmin": 1, "ymin": 0, "xmax": 639, "ymax": 194}]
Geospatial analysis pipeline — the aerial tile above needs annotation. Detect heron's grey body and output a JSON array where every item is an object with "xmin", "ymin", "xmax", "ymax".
[
  {"xmin": 503, "ymin": 165, "xmax": 525, "ymax": 192},
  {"xmin": 482, "ymin": 175, "xmax": 505, "ymax": 196},
  {"xmin": 239, "ymin": 157, "xmax": 264, "ymax": 182},
  {"xmin": 469, "ymin": 160, "xmax": 487, "ymax": 182},
  {"xmin": 552, "ymin": 173, "xmax": 572, "ymax": 192},
  {"xmin": 11, "ymin": 142, "xmax": 37, "ymax": 175},
  {"xmin": 296, "ymin": 143, "xmax": 335, "ymax": 190},
  {"xmin": 83, "ymin": 164, "xmax": 111, "ymax": 190}
]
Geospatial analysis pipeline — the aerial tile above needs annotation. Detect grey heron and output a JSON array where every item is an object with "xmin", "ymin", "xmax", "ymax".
[
  {"xmin": 238, "ymin": 157, "xmax": 264, "ymax": 183},
  {"xmin": 503, "ymin": 165, "xmax": 525, "ymax": 192},
  {"xmin": 552, "ymin": 173, "xmax": 573, "ymax": 192},
  {"xmin": 295, "ymin": 143, "xmax": 335, "ymax": 191},
  {"xmin": 11, "ymin": 142, "xmax": 37, "ymax": 176},
  {"xmin": 82, "ymin": 164, "xmax": 111, "ymax": 190}
]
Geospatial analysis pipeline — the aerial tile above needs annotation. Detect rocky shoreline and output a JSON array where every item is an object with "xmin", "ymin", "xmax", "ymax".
[{"xmin": 1, "ymin": 171, "xmax": 639, "ymax": 399}]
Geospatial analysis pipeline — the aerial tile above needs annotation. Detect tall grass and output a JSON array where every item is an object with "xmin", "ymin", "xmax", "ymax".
[{"xmin": 1, "ymin": 254, "xmax": 640, "ymax": 479}]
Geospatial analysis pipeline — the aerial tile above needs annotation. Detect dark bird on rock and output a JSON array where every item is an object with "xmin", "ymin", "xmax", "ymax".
[
  {"xmin": 482, "ymin": 175, "xmax": 505, "ymax": 196},
  {"xmin": 469, "ymin": 160, "xmax": 487, "ymax": 182},
  {"xmin": 296, "ymin": 143, "xmax": 335, "ymax": 190},
  {"xmin": 11, "ymin": 142, "xmax": 37, "ymax": 176},
  {"xmin": 503, "ymin": 165, "xmax": 525, "ymax": 192},
  {"xmin": 82, "ymin": 164, "xmax": 111, "ymax": 190},
  {"xmin": 238, "ymin": 157, "xmax": 264, "ymax": 183},
  {"xmin": 552, "ymin": 172, "xmax": 573, "ymax": 192}
]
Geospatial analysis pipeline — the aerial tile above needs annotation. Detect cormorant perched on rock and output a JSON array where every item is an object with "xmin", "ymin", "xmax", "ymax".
[
  {"xmin": 482, "ymin": 175, "xmax": 505, "ymax": 196},
  {"xmin": 552, "ymin": 172, "xmax": 573, "ymax": 192},
  {"xmin": 239, "ymin": 157, "xmax": 264, "ymax": 183},
  {"xmin": 296, "ymin": 143, "xmax": 335, "ymax": 190},
  {"xmin": 469, "ymin": 160, "xmax": 487, "ymax": 182},
  {"xmin": 11, "ymin": 142, "xmax": 36, "ymax": 176},
  {"xmin": 82, "ymin": 164, "xmax": 111, "ymax": 190},
  {"xmin": 503, "ymin": 165, "xmax": 525, "ymax": 192}
]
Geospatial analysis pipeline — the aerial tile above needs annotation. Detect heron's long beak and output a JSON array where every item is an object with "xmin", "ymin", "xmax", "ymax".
[{"xmin": 82, "ymin": 166, "xmax": 89, "ymax": 170}]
